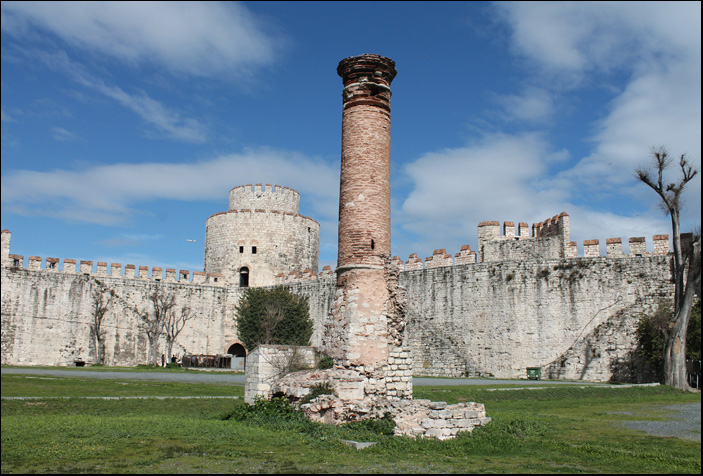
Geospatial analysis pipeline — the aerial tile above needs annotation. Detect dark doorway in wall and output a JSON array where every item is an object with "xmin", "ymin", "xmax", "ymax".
[
  {"xmin": 239, "ymin": 267, "xmax": 249, "ymax": 287},
  {"xmin": 227, "ymin": 343, "xmax": 246, "ymax": 357},
  {"xmin": 228, "ymin": 343, "xmax": 247, "ymax": 371}
]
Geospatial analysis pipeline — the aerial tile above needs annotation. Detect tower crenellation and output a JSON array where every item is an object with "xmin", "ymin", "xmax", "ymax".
[{"xmin": 228, "ymin": 183, "xmax": 300, "ymax": 215}]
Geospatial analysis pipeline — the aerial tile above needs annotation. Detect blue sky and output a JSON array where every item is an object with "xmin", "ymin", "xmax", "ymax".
[{"xmin": 1, "ymin": 1, "xmax": 700, "ymax": 274}]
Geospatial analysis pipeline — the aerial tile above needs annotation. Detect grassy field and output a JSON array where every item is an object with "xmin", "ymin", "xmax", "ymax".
[{"xmin": 1, "ymin": 369, "xmax": 700, "ymax": 473}]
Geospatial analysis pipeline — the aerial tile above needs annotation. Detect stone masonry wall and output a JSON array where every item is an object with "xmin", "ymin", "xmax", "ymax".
[
  {"xmin": 244, "ymin": 345, "xmax": 318, "ymax": 404},
  {"xmin": 1, "ymin": 241, "xmax": 674, "ymax": 383},
  {"xmin": 204, "ymin": 183, "xmax": 319, "ymax": 287},
  {"xmin": 1, "ymin": 266, "xmax": 242, "ymax": 366},
  {"xmin": 228, "ymin": 184, "xmax": 300, "ymax": 215},
  {"xmin": 398, "ymin": 255, "xmax": 673, "ymax": 380},
  {"xmin": 204, "ymin": 210, "xmax": 319, "ymax": 287}
]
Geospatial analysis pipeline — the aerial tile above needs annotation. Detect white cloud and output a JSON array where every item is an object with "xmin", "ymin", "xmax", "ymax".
[
  {"xmin": 395, "ymin": 133, "xmax": 570, "ymax": 257},
  {"xmin": 90, "ymin": 80, "xmax": 208, "ymax": 143},
  {"xmin": 495, "ymin": 1, "xmax": 700, "ymax": 81},
  {"xmin": 471, "ymin": 2, "xmax": 700, "ymax": 240},
  {"xmin": 0, "ymin": 148, "xmax": 339, "ymax": 226},
  {"xmin": 495, "ymin": 87, "xmax": 555, "ymax": 123},
  {"xmin": 1, "ymin": 1, "xmax": 279, "ymax": 78},
  {"xmin": 514, "ymin": 3, "xmax": 703, "ymax": 229},
  {"xmin": 50, "ymin": 126, "xmax": 75, "ymax": 142},
  {"xmin": 396, "ymin": 1, "xmax": 701, "ymax": 259},
  {"xmin": 31, "ymin": 49, "xmax": 208, "ymax": 142},
  {"xmin": 1, "ymin": 107, "xmax": 16, "ymax": 122}
]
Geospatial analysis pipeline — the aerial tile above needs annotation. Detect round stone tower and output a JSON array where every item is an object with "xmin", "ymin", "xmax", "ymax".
[
  {"xmin": 204, "ymin": 184, "xmax": 319, "ymax": 287},
  {"xmin": 323, "ymin": 54, "xmax": 408, "ymax": 398}
]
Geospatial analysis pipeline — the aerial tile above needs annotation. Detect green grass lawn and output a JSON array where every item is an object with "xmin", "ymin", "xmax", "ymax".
[{"xmin": 1, "ymin": 370, "xmax": 700, "ymax": 473}]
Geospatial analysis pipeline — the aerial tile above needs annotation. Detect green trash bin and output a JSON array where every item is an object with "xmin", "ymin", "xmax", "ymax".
[{"xmin": 526, "ymin": 367, "xmax": 541, "ymax": 380}]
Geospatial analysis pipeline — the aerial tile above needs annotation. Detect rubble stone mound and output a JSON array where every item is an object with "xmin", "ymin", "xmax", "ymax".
[{"xmin": 273, "ymin": 368, "xmax": 491, "ymax": 440}]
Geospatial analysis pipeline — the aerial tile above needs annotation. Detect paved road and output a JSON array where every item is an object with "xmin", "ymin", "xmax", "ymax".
[{"xmin": 2, "ymin": 367, "xmax": 619, "ymax": 386}]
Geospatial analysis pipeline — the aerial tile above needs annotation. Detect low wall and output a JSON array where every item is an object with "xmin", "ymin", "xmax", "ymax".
[{"xmin": 244, "ymin": 345, "xmax": 318, "ymax": 403}]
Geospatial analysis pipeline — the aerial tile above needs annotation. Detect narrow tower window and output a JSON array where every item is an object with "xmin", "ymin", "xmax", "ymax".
[
  {"xmin": 371, "ymin": 239, "xmax": 375, "ymax": 250},
  {"xmin": 239, "ymin": 246, "xmax": 244, "ymax": 254},
  {"xmin": 252, "ymin": 246, "xmax": 257, "ymax": 254}
]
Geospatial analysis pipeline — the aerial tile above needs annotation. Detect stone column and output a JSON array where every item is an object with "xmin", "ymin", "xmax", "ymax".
[{"xmin": 324, "ymin": 54, "xmax": 399, "ymax": 397}]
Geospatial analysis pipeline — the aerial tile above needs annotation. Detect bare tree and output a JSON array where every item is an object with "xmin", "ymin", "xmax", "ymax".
[
  {"xmin": 636, "ymin": 146, "xmax": 701, "ymax": 390},
  {"xmin": 138, "ymin": 289, "xmax": 176, "ymax": 366},
  {"xmin": 89, "ymin": 284, "xmax": 114, "ymax": 365},
  {"xmin": 163, "ymin": 304, "xmax": 194, "ymax": 362}
]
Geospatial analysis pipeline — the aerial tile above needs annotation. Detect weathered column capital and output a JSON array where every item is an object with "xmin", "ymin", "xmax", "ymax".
[{"xmin": 338, "ymin": 54, "xmax": 396, "ymax": 111}]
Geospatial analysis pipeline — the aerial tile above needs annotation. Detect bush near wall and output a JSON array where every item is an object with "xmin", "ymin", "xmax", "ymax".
[
  {"xmin": 636, "ymin": 298, "xmax": 701, "ymax": 377},
  {"xmin": 236, "ymin": 286, "xmax": 313, "ymax": 350}
]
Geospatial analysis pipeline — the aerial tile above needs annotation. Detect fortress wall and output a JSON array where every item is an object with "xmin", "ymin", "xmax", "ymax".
[
  {"xmin": 1, "ymin": 266, "xmax": 240, "ymax": 366},
  {"xmin": 204, "ymin": 210, "xmax": 319, "ymax": 286},
  {"xmin": 480, "ymin": 234, "xmax": 565, "ymax": 263},
  {"xmin": 399, "ymin": 255, "xmax": 674, "ymax": 380},
  {"xmin": 2, "ymin": 250, "xmax": 674, "ymax": 382},
  {"xmin": 478, "ymin": 213, "xmax": 570, "ymax": 262}
]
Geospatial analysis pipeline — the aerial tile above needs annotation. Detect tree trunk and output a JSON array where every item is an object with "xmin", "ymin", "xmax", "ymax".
[
  {"xmin": 662, "ymin": 309, "xmax": 691, "ymax": 390},
  {"xmin": 662, "ymin": 236, "xmax": 700, "ymax": 390},
  {"xmin": 165, "ymin": 340, "xmax": 174, "ymax": 364},
  {"xmin": 670, "ymin": 210, "xmax": 685, "ymax": 312},
  {"xmin": 96, "ymin": 337, "xmax": 104, "ymax": 365},
  {"xmin": 148, "ymin": 337, "xmax": 159, "ymax": 366}
]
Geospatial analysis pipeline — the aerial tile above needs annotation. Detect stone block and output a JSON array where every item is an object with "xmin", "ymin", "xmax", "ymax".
[
  {"xmin": 424, "ymin": 428, "xmax": 444, "ymax": 438},
  {"xmin": 421, "ymin": 418, "xmax": 436, "ymax": 428},
  {"xmin": 452, "ymin": 418, "xmax": 474, "ymax": 428}
]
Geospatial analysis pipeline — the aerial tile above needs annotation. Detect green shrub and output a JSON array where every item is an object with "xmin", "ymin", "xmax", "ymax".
[
  {"xmin": 636, "ymin": 298, "xmax": 701, "ymax": 376},
  {"xmin": 235, "ymin": 286, "xmax": 313, "ymax": 350},
  {"xmin": 339, "ymin": 412, "xmax": 396, "ymax": 436},
  {"xmin": 221, "ymin": 397, "xmax": 307, "ymax": 426},
  {"xmin": 300, "ymin": 382, "xmax": 336, "ymax": 404},
  {"xmin": 317, "ymin": 354, "xmax": 334, "ymax": 369}
]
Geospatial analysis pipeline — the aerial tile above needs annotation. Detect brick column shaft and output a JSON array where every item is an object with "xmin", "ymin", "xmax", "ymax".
[
  {"xmin": 337, "ymin": 54, "xmax": 396, "ymax": 269},
  {"xmin": 324, "ymin": 55, "xmax": 397, "ymax": 389}
]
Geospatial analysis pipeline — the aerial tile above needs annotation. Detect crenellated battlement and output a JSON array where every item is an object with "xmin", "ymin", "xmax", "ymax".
[
  {"xmin": 478, "ymin": 212, "xmax": 571, "ymax": 262},
  {"xmin": 204, "ymin": 183, "xmax": 320, "ymax": 287},
  {"xmin": 3, "ymin": 248, "xmax": 224, "ymax": 288},
  {"xmin": 275, "ymin": 232, "xmax": 671, "ymax": 283},
  {"xmin": 4, "ymin": 210, "xmax": 673, "ymax": 288},
  {"xmin": 228, "ymin": 183, "xmax": 300, "ymax": 215}
]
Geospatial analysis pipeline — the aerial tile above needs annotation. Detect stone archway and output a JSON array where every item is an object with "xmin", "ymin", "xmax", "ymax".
[
  {"xmin": 225, "ymin": 341, "xmax": 247, "ymax": 371},
  {"xmin": 227, "ymin": 343, "xmax": 246, "ymax": 357}
]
